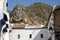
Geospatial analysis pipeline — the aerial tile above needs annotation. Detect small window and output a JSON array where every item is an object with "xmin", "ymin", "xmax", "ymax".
[
  {"xmin": 6, "ymin": 24, "xmax": 8, "ymax": 28},
  {"xmin": 4, "ymin": 14, "xmax": 8, "ymax": 21},
  {"xmin": 41, "ymin": 34, "xmax": 43, "ymax": 38},
  {"xmin": 3, "ymin": 28, "xmax": 7, "ymax": 33},
  {"xmin": 18, "ymin": 35, "xmax": 20, "ymax": 39},
  {"xmin": 49, "ymin": 27, "xmax": 53, "ymax": 30},
  {"xmin": 6, "ymin": 3, "xmax": 8, "ymax": 7},
  {"xmin": 29, "ymin": 34, "xmax": 32, "ymax": 38}
]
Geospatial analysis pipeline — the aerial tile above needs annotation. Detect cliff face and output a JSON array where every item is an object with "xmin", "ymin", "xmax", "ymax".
[{"xmin": 9, "ymin": 2, "xmax": 52, "ymax": 25}]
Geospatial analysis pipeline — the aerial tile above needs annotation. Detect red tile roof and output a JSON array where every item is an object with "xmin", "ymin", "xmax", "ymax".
[{"xmin": 12, "ymin": 24, "xmax": 25, "ymax": 29}]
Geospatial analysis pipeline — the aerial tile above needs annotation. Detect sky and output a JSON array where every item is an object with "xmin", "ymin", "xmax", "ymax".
[{"xmin": 7, "ymin": 0, "xmax": 60, "ymax": 11}]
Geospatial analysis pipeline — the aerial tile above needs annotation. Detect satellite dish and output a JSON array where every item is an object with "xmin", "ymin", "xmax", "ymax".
[{"xmin": 0, "ymin": 11, "xmax": 3, "ymax": 20}]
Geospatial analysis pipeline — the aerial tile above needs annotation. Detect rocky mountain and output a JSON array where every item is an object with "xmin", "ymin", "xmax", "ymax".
[{"xmin": 9, "ymin": 2, "xmax": 53, "ymax": 25}]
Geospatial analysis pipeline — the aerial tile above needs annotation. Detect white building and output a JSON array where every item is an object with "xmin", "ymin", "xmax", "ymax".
[
  {"xmin": 10, "ymin": 24, "xmax": 50, "ymax": 40},
  {"xmin": 0, "ymin": 0, "xmax": 56, "ymax": 40},
  {"xmin": 0, "ymin": 0, "xmax": 10, "ymax": 40},
  {"xmin": 0, "ymin": 0, "xmax": 7, "ymax": 12},
  {"xmin": 0, "ymin": 0, "xmax": 50, "ymax": 40}
]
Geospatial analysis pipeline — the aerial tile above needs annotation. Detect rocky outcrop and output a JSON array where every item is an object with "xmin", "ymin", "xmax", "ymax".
[{"xmin": 9, "ymin": 2, "xmax": 52, "ymax": 25}]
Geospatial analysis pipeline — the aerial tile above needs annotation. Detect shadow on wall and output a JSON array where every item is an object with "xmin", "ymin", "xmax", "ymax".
[{"xmin": 33, "ymin": 29, "xmax": 49, "ymax": 40}]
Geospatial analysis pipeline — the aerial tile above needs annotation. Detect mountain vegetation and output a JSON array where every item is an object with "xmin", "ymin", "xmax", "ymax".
[{"xmin": 9, "ymin": 2, "xmax": 53, "ymax": 25}]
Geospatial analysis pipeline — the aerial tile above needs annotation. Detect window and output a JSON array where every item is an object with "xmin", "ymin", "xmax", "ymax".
[
  {"xmin": 41, "ymin": 34, "xmax": 43, "ymax": 38},
  {"xmin": 3, "ymin": 14, "xmax": 8, "ymax": 21},
  {"xmin": 29, "ymin": 34, "xmax": 32, "ymax": 38},
  {"xmin": 18, "ymin": 35, "xmax": 20, "ymax": 39},
  {"xmin": 6, "ymin": 3, "xmax": 8, "ymax": 7},
  {"xmin": 6, "ymin": 24, "xmax": 8, "ymax": 28},
  {"xmin": 49, "ymin": 27, "xmax": 53, "ymax": 30},
  {"xmin": 3, "ymin": 28, "xmax": 7, "ymax": 33}
]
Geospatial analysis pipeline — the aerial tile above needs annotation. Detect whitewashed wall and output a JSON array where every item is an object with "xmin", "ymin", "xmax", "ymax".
[
  {"xmin": 33, "ymin": 29, "xmax": 49, "ymax": 40},
  {"xmin": 11, "ymin": 28, "xmax": 49, "ymax": 40},
  {"xmin": 0, "ymin": 0, "xmax": 3, "ymax": 11},
  {"xmin": 0, "ymin": 0, "xmax": 7, "ymax": 12}
]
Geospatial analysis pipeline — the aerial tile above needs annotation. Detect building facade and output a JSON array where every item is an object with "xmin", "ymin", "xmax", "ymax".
[
  {"xmin": 0, "ymin": 0, "xmax": 10, "ymax": 40},
  {"xmin": 10, "ymin": 24, "xmax": 50, "ymax": 40},
  {"xmin": 53, "ymin": 6, "xmax": 60, "ymax": 40}
]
